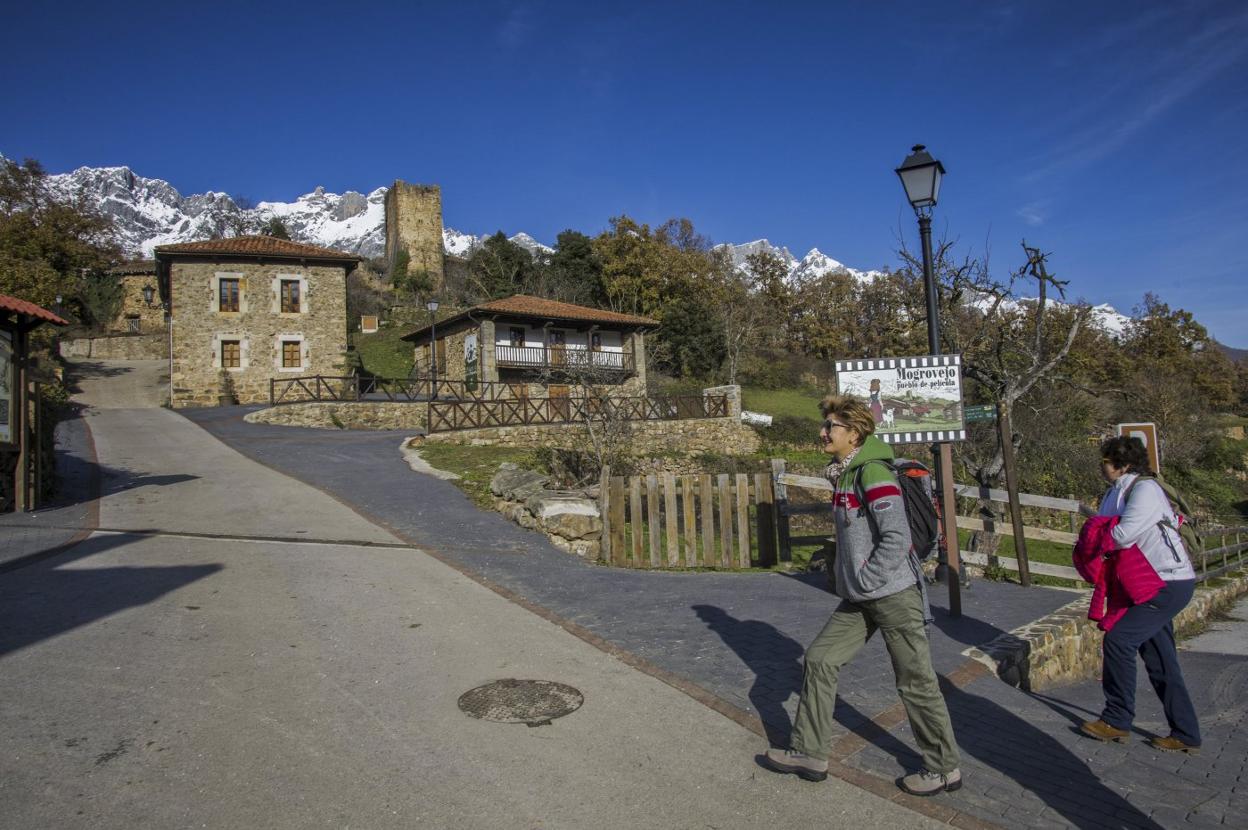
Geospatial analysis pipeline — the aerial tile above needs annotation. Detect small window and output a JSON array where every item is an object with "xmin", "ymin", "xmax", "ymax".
[
  {"xmin": 221, "ymin": 339, "xmax": 241, "ymax": 368},
  {"xmin": 510, "ymin": 327, "xmax": 525, "ymax": 348},
  {"xmin": 280, "ymin": 279, "xmax": 300, "ymax": 313},
  {"xmin": 281, "ymin": 340, "xmax": 302, "ymax": 369},
  {"xmin": 590, "ymin": 332, "xmax": 602, "ymax": 351},
  {"xmin": 219, "ymin": 278, "xmax": 240, "ymax": 312},
  {"xmin": 126, "ymin": 316, "xmax": 141, "ymax": 334}
]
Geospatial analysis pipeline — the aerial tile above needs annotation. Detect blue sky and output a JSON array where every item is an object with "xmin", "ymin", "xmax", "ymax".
[{"xmin": 3, "ymin": 0, "xmax": 1246, "ymax": 346}]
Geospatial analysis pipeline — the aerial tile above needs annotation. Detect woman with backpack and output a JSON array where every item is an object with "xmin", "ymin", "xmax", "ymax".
[
  {"xmin": 761, "ymin": 394, "xmax": 962, "ymax": 796},
  {"xmin": 1079, "ymin": 436, "xmax": 1201, "ymax": 753}
]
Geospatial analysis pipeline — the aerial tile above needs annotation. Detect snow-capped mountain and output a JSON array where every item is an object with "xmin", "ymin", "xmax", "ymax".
[
  {"xmin": 24, "ymin": 158, "xmax": 1133, "ymax": 336},
  {"xmin": 715, "ymin": 239, "xmax": 886, "ymax": 286}
]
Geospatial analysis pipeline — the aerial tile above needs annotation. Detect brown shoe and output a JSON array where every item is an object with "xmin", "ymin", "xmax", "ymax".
[
  {"xmin": 1080, "ymin": 719, "xmax": 1129, "ymax": 743},
  {"xmin": 1149, "ymin": 735, "xmax": 1200, "ymax": 754}
]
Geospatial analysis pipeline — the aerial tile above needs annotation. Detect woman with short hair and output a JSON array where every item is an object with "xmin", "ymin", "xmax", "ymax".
[
  {"xmin": 1079, "ymin": 436, "xmax": 1201, "ymax": 752},
  {"xmin": 761, "ymin": 394, "xmax": 962, "ymax": 796}
]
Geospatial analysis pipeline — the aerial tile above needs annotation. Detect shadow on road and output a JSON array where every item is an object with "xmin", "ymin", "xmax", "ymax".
[{"xmin": 0, "ymin": 532, "xmax": 222, "ymax": 658}]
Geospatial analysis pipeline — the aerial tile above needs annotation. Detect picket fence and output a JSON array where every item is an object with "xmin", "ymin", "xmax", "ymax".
[{"xmin": 598, "ymin": 470, "xmax": 778, "ymax": 569}]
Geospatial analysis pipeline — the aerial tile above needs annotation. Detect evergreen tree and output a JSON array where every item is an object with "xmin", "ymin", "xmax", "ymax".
[{"xmin": 259, "ymin": 216, "xmax": 291, "ymax": 240}]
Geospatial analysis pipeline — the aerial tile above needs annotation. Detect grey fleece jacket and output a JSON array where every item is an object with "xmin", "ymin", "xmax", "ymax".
[{"xmin": 828, "ymin": 435, "xmax": 924, "ymax": 604}]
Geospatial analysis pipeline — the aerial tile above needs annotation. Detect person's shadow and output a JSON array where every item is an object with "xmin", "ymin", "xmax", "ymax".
[
  {"xmin": 691, "ymin": 604, "xmax": 918, "ymax": 767},
  {"xmin": 693, "ymin": 604, "xmax": 1164, "ymax": 829}
]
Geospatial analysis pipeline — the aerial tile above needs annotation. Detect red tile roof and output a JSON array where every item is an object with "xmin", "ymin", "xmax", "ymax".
[
  {"xmin": 0, "ymin": 294, "xmax": 69, "ymax": 326},
  {"xmin": 402, "ymin": 294, "xmax": 658, "ymax": 341},
  {"xmin": 154, "ymin": 235, "xmax": 361, "ymax": 261},
  {"xmin": 474, "ymin": 295, "xmax": 658, "ymax": 326}
]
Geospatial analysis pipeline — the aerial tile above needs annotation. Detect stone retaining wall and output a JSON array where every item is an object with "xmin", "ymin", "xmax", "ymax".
[
  {"xmin": 246, "ymin": 401, "xmax": 429, "ymax": 430},
  {"xmin": 424, "ymin": 416, "xmax": 761, "ymax": 455},
  {"xmin": 967, "ymin": 569, "xmax": 1248, "ymax": 691},
  {"xmin": 60, "ymin": 333, "xmax": 168, "ymax": 360}
]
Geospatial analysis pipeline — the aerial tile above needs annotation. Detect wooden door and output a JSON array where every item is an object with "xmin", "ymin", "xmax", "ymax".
[
  {"xmin": 549, "ymin": 384, "xmax": 570, "ymax": 421},
  {"xmin": 549, "ymin": 330, "xmax": 566, "ymax": 366}
]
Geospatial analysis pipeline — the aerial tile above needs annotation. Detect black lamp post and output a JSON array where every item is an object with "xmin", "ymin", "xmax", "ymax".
[
  {"xmin": 426, "ymin": 298, "xmax": 440, "ymax": 400},
  {"xmin": 895, "ymin": 144, "xmax": 963, "ymax": 614},
  {"xmin": 895, "ymin": 144, "xmax": 946, "ymax": 355}
]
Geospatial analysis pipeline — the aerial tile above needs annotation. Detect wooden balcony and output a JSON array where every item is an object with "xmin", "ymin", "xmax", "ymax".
[{"xmin": 494, "ymin": 344, "xmax": 635, "ymax": 374}]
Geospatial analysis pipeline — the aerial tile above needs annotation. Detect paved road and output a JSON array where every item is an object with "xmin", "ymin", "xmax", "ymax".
[
  {"xmin": 181, "ymin": 407, "xmax": 1248, "ymax": 830},
  {"xmin": 0, "ymin": 377, "xmax": 943, "ymax": 828}
]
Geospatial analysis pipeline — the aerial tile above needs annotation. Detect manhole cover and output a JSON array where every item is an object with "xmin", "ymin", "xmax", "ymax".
[{"xmin": 457, "ymin": 679, "xmax": 584, "ymax": 725}]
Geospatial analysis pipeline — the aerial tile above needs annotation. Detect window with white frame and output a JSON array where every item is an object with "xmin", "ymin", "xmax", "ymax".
[{"xmin": 275, "ymin": 334, "xmax": 306, "ymax": 372}]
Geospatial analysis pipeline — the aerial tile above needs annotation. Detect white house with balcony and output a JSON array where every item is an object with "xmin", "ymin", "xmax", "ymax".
[{"xmin": 401, "ymin": 294, "xmax": 658, "ymax": 398}]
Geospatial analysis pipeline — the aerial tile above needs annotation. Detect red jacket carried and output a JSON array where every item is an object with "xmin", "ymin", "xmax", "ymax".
[{"xmin": 1073, "ymin": 515, "xmax": 1165, "ymax": 632}]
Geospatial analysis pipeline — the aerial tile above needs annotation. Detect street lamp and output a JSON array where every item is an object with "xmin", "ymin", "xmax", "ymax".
[
  {"xmin": 142, "ymin": 284, "xmax": 156, "ymax": 307},
  {"xmin": 426, "ymin": 298, "xmax": 440, "ymax": 400},
  {"xmin": 895, "ymin": 144, "xmax": 964, "ymax": 613},
  {"xmin": 895, "ymin": 144, "xmax": 946, "ymax": 354}
]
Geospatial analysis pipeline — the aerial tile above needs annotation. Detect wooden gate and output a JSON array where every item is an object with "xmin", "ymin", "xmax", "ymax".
[{"xmin": 597, "ymin": 470, "xmax": 777, "ymax": 569}]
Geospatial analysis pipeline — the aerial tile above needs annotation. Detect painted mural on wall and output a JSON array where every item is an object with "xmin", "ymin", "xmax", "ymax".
[{"xmin": 834, "ymin": 354, "xmax": 966, "ymax": 444}]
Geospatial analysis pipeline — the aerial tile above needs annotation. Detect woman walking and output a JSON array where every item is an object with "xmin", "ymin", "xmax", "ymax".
[
  {"xmin": 760, "ymin": 394, "xmax": 961, "ymax": 796},
  {"xmin": 1079, "ymin": 436, "xmax": 1201, "ymax": 752}
]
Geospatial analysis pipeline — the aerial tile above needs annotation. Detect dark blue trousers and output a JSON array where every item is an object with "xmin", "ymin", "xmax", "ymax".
[{"xmin": 1101, "ymin": 579, "xmax": 1201, "ymax": 746}]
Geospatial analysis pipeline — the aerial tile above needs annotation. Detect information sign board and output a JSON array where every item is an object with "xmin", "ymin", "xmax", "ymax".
[
  {"xmin": 834, "ymin": 354, "xmax": 965, "ymax": 444},
  {"xmin": 1116, "ymin": 422, "xmax": 1161, "ymax": 474}
]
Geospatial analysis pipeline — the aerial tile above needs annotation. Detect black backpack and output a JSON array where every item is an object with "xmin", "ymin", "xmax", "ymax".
[{"xmin": 852, "ymin": 459, "xmax": 941, "ymax": 560}]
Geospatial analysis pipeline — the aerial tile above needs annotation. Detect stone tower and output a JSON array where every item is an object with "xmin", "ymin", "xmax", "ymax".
[{"xmin": 384, "ymin": 181, "xmax": 445, "ymax": 290}]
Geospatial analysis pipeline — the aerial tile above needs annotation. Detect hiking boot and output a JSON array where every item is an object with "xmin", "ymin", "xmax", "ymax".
[
  {"xmin": 898, "ymin": 768, "xmax": 962, "ymax": 796},
  {"xmin": 761, "ymin": 748, "xmax": 828, "ymax": 782},
  {"xmin": 1080, "ymin": 719, "xmax": 1129, "ymax": 743},
  {"xmin": 1149, "ymin": 735, "xmax": 1200, "ymax": 754}
]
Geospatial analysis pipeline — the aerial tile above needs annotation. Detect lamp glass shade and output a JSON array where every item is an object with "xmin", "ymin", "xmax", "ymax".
[
  {"xmin": 895, "ymin": 145, "xmax": 945, "ymax": 209},
  {"xmin": 426, "ymin": 299, "xmax": 440, "ymax": 313},
  {"xmin": 142, "ymin": 285, "xmax": 155, "ymax": 305}
]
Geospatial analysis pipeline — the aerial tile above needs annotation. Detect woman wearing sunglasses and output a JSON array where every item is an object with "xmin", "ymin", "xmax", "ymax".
[{"xmin": 761, "ymin": 394, "xmax": 961, "ymax": 796}]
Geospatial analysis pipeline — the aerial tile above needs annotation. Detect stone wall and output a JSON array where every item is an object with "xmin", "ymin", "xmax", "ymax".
[
  {"xmin": 245, "ymin": 401, "xmax": 429, "ymax": 430},
  {"xmin": 967, "ymin": 569, "xmax": 1248, "ymax": 691},
  {"xmin": 169, "ymin": 261, "xmax": 349, "ymax": 407},
  {"xmin": 384, "ymin": 181, "xmax": 445, "ymax": 290},
  {"xmin": 424, "ymin": 415, "xmax": 761, "ymax": 455},
  {"xmin": 59, "ymin": 333, "xmax": 168, "ymax": 360},
  {"xmin": 111, "ymin": 274, "xmax": 167, "ymax": 334}
]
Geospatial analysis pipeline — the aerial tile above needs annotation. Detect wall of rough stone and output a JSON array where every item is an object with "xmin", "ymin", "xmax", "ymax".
[
  {"xmin": 169, "ymin": 261, "xmax": 349, "ymax": 408},
  {"xmin": 111, "ymin": 274, "xmax": 167, "ymax": 334},
  {"xmin": 424, "ymin": 416, "xmax": 761, "ymax": 455},
  {"xmin": 59, "ymin": 333, "xmax": 168, "ymax": 360},
  {"xmin": 967, "ymin": 569, "xmax": 1248, "ymax": 691},
  {"xmin": 246, "ymin": 401, "xmax": 429, "ymax": 430},
  {"xmin": 384, "ymin": 182, "xmax": 445, "ymax": 291}
]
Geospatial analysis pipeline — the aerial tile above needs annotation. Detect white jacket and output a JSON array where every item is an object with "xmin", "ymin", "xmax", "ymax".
[{"xmin": 1098, "ymin": 473, "xmax": 1196, "ymax": 581}]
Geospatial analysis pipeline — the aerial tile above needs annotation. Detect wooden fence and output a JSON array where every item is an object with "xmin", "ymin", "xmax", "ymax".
[
  {"xmin": 598, "ymin": 470, "xmax": 777, "ymax": 569},
  {"xmin": 428, "ymin": 394, "xmax": 728, "ymax": 433}
]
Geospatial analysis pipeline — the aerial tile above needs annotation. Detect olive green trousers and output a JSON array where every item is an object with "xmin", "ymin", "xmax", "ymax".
[{"xmin": 790, "ymin": 586, "xmax": 960, "ymax": 774}]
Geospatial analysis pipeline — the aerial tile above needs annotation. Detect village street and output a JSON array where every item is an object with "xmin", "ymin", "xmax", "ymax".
[
  {"xmin": 2, "ymin": 360, "xmax": 1246, "ymax": 829},
  {"xmin": 0, "ymin": 360, "xmax": 942, "ymax": 829}
]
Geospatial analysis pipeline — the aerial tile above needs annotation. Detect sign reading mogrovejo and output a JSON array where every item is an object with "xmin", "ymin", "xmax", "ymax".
[{"xmin": 834, "ymin": 354, "xmax": 966, "ymax": 444}]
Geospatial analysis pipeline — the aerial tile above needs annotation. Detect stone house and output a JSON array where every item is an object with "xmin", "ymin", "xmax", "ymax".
[
  {"xmin": 106, "ymin": 260, "xmax": 165, "ymax": 335},
  {"xmin": 154, "ymin": 236, "xmax": 360, "ymax": 407},
  {"xmin": 401, "ymin": 295, "xmax": 658, "ymax": 399}
]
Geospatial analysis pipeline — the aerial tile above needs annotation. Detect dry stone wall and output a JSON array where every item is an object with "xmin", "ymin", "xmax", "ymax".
[
  {"xmin": 246, "ymin": 401, "xmax": 428, "ymax": 430},
  {"xmin": 424, "ymin": 416, "xmax": 761, "ymax": 455},
  {"xmin": 967, "ymin": 569, "xmax": 1248, "ymax": 691},
  {"xmin": 60, "ymin": 333, "xmax": 167, "ymax": 360},
  {"xmin": 169, "ymin": 261, "xmax": 349, "ymax": 407}
]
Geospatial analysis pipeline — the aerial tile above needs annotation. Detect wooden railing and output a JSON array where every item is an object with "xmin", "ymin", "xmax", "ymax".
[
  {"xmin": 427, "ymin": 394, "xmax": 727, "ymax": 433},
  {"xmin": 270, "ymin": 375, "xmax": 523, "ymax": 405},
  {"xmin": 494, "ymin": 344, "xmax": 635, "ymax": 373},
  {"xmin": 597, "ymin": 470, "xmax": 777, "ymax": 568},
  {"xmin": 767, "ymin": 468, "xmax": 1248, "ymax": 584}
]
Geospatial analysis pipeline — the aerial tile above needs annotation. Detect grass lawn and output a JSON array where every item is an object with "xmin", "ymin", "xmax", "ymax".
[
  {"xmin": 415, "ymin": 442, "xmax": 541, "ymax": 509},
  {"xmin": 352, "ymin": 326, "xmax": 414, "ymax": 378},
  {"xmin": 741, "ymin": 386, "xmax": 825, "ymax": 420}
]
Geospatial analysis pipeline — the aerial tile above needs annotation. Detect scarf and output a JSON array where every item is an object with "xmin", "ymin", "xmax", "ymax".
[{"xmin": 822, "ymin": 445, "xmax": 862, "ymax": 488}]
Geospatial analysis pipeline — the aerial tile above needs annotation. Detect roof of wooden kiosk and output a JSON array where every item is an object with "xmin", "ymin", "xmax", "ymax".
[
  {"xmin": 0, "ymin": 294, "xmax": 69, "ymax": 326},
  {"xmin": 154, "ymin": 235, "xmax": 361, "ymax": 262},
  {"xmin": 402, "ymin": 294, "xmax": 658, "ymax": 340}
]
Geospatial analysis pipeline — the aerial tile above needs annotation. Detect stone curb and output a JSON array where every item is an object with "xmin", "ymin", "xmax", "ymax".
[{"xmin": 964, "ymin": 570, "xmax": 1248, "ymax": 690}]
